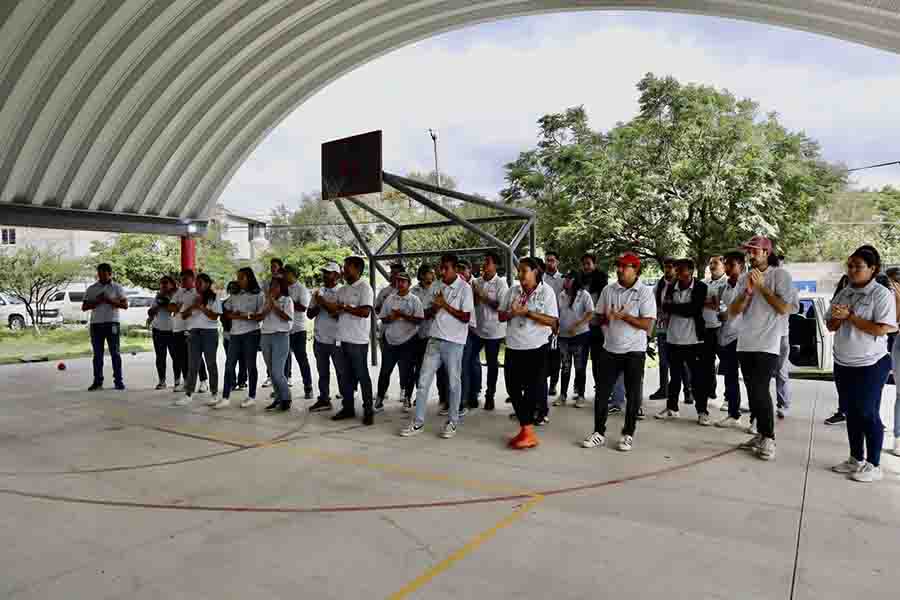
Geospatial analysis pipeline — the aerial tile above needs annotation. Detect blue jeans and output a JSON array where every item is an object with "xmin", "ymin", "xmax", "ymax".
[
  {"xmin": 893, "ymin": 341, "xmax": 900, "ymax": 438},
  {"xmin": 719, "ymin": 340, "xmax": 743, "ymax": 419},
  {"xmin": 336, "ymin": 342, "xmax": 373, "ymax": 414},
  {"xmin": 90, "ymin": 323, "xmax": 123, "ymax": 385},
  {"xmin": 223, "ymin": 331, "xmax": 259, "ymax": 399},
  {"xmin": 775, "ymin": 335, "xmax": 791, "ymax": 410},
  {"xmin": 262, "ymin": 333, "xmax": 291, "ymax": 404},
  {"xmin": 314, "ymin": 340, "xmax": 341, "ymax": 401},
  {"xmin": 472, "ymin": 336, "xmax": 502, "ymax": 402},
  {"xmin": 285, "ymin": 330, "xmax": 313, "ymax": 392},
  {"xmin": 414, "ymin": 338, "xmax": 464, "ymax": 426},
  {"xmin": 657, "ymin": 332, "xmax": 691, "ymax": 396},
  {"xmin": 835, "ymin": 355, "xmax": 891, "ymax": 467},
  {"xmin": 559, "ymin": 333, "xmax": 590, "ymax": 397},
  {"xmin": 461, "ymin": 333, "xmax": 481, "ymax": 407}
]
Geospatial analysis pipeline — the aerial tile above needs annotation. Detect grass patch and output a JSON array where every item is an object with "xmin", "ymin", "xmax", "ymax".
[{"xmin": 0, "ymin": 326, "xmax": 154, "ymax": 365}]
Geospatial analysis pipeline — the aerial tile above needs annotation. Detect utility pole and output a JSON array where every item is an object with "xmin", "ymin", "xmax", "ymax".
[{"xmin": 428, "ymin": 128, "xmax": 440, "ymax": 207}]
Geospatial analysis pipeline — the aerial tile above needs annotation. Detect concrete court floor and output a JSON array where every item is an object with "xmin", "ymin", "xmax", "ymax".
[{"xmin": 1, "ymin": 350, "xmax": 899, "ymax": 600}]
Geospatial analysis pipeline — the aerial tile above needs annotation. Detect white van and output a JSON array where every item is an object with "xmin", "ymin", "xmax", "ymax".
[{"xmin": 45, "ymin": 284, "xmax": 153, "ymax": 324}]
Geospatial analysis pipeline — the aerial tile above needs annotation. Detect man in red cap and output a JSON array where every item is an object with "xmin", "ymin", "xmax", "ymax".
[
  {"xmin": 582, "ymin": 252, "xmax": 657, "ymax": 452},
  {"xmin": 728, "ymin": 235, "xmax": 795, "ymax": 461}
]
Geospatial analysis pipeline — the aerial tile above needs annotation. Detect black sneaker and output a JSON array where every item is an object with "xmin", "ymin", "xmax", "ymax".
[
  {"xmin": 264, "ymin": 400, "xmax": 280, "ymax": 411},
  {"xmin": 637, "ymin": 407, "xmax": 646, "ymax": 420},
  {"xmin": 536, "ymin": 415, "xmax": 550, "ymax": 426},
  {"xmin": 304, "ymin": 388, "xmax": 314, "ymax": 400},
  {"xmin": 309, "ymin": 399, "xmax": 333, "ymax": 413},
  {"xmin": 484, "ymin": 398, "xmax": 495, "ymax": 411},
  {"xmin": 362, "ymin": 411, "xmax": 374, "ymax": 426},
  {"xmin": 608, "ymin": 405, "xmax": 622, "ymax": 415},
  {"xmin": 824, "ymin": 412, "xmax": 846, "ymax": 426},
  {"xmin": 548, "ymin": 387, "xmax": 557, "ymax": 397},
  {"xmin": 88, "ymin": 382, "xmax": 102, "ymax": 392},
  {"xmin": 684, "ymin": 393, "xmax": 694, "ymax": 405},
  {"xmin": 277, "ymin": 402, "xmax": 291, "ymax": 412},
  {"xmin": 332, "ymin": 409, "xmax": 356, "ymax": 421},
  {"xmin": 649, "ymin": 389, "xmax": 667, "ymax": 401},
  {"xmin": 114, "ymin": 382, "xmax": 126, "ymax": 391},
  {"xmin": 374, "ymin": 398, "xmax": 385, "ymax": 413}
]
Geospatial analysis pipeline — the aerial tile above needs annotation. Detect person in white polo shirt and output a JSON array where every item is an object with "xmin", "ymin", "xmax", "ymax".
[
  {"xmin": 728, "ymin": 236, "xmax": 795, "ymax": 461},
  {"xmin": 543, "ymin": 251, "xmax": 565, "ymax": 396},
  {"xmin": 260, "ymin": 277, "xmax": 295, "ymax": 412},
  {"xmin": 148, "ymin": 275, "xmax": 179, "ymax": 390},
  {"xmin": 307, "ymin": 262, "xmax": 343, "ymax": 413},
  {"xmin": 582, "ymin": 252, "xmax": 656, "ymax": 452},
  {"xmin": 714, "ymin": 252, "xmax": 747, "ymax": 428},
  {"xmin": 471, "ymin": 251, "xmax": 509, "ymax": 411},
  {"xmin": 457, "ymin": 259, "xmax": 480, "ymax": 413},
  {"xmin": 408, "ymin": 263, "xmax": 437, "ymax": 408},
  {"xmin": 827, "ymin": 247, "xmax": 897, "ymax": 483},
  {"xmin": 317, "ymin": 256, "xmax": 376, "ymax": 426},
  {"xmin": 375, "ymin": 272, "xmax": 424, "ymax": 411},
  {"xmin": 702, "ymin": 255, "xmax": 728, "ymax": 401},
  {"xmin": 168, "ymin": 269, "xmax": 208, "ymax": 394},
  {"xmin": 499, "ymin": 257, "xmax": 559, "ymax": 450},
  {"xmin": 656, "ymin": 258, "xmax": 710, "ymax": 424},
  {"xmin": 82, "ymin": 263, "xmax": 129, "ymax": 391},
  {"xmin": 216, "ymin": 267, "xmax": 265, "ymax": 409},
  {"xmin": 283, "ymin": 265, "xmax": 314, "ymax": 399},
  {"xmin": 400, "ymin": 254, "xmax": 474, "ymax": 439},
  {"xmin": 176, "ymin": 273, "xmax": 222, "ymax": 407},
  {"xmin": 553, "ymin": 271, "xmax": 593, "ymax": 408}
]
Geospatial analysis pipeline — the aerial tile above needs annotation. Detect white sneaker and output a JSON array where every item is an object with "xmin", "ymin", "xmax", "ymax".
[
  {"xmin": 212, "ymin": 397, "xmax": 229, "ymax": 410},
  {"xmin": 715, "ymin": 416, "xmax": 742, "ymax": 429},
  {"xmin": 582, "ymin": 432, "xmax": 606, "ymax": 448},
  {"xmin": 173, "ymin": 380, "xmax": 182, "ymax": 392},
  {"xmin": 205, "ymin": 395, "xmax": 219, "ymax": 406},
  {"xmin": 757, "ymin": 438, "xmax": 776, "ymax": 461},
  {"xmin": 574, "ymin": 396, "xmax": 587, "ymax": 409},
  {"xmin": 893, "ymin": 439, "xmax": 900, "ymax": 457},
  {"xmin": 617, "ymin": 435, "xmax": 633, "ymax": 452},
  {"xmin": 198, "ymin": 381, "xmax": 209, "ymax": 394},
  {"xmin": 172, "ymin": 395, "xmax": 192, "ymax": 407},
  {"xmin": 831, "ymin": 457, "xmax": 865, "ymax": 475},
  {"xmin": 655, "ymin": 409, "xmax": 679, "ymax": 420},
  {"xmin": 746, "ymin": 421, "xmax": 758, "ymax": 435},
  {"xmin": 440, "ymin": 422, "xmax": 457, "ymax": 439},
  {"xmin": 262, "ymin": 378, "xmax": 272, "ymax": 388},
  {"xmin": 739, "ymin": 434, "xmax": 762, "ymax": 451},
  {"xmin": 400, "ymin": 422, "xmax": 424, "ymax": 437},
  {"xmin": 287, "ymin": 378, "xmax": 294, "ymax": 388},
  {"xmin": 552, "ymin": 396, "xmax": 566, "ymax": 407},
  {"xmin": 850, "ymin": 462, "xmax": 883, "ymax": 483},
  {"xmin": 240, "ymin": 398, "xmax": 256, "ymax": 409},
  {"xmin": 698, "ymin": 414, "xmax": 712, "ymax": 427}
]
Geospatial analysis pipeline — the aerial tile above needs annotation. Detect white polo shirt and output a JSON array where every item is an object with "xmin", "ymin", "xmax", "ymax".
[
  {"xmin": 186, "ymin": 294, "xmax": 223, "ymax": 331},
  {"xmin": 595, "ymin": 280, "xmax": 656, "ymax": 353},
  {"xmin": 543, "ymin": 271, "xmax": 565, "ymax": 297},
  {"xmin": 558, "ymin": 289, "xmax": 594, "ymax": 338},
  {"xmin": 717, "ymin": 278, "xmax": 743, "ymax": 347},
  {"xmin": 261, "ymin": 296, "xmax": 294, "ymax": 334},
  {"xmin": 379, "ymin": 291, "xmax": 424, "ymax": 346},
  {"xmin": 171, "ymin": 288, "xmax": 194, "ymax": 333},
  {"xmin": 288, "ymin": 282, "xmax": 311, "ymax": 333},
  {"xmin": 703, "ymin": 275, "xmax": 728, "ymax": 329},
  {"xmin": 735, "ymin": 267, "xmax": 794, "ymax": 355},
  {"xmin": 473, "ymin": 274, "xmax": 508, "ymax": 340},
  {"xmin": 310, "ymin": 285, "xmax": 341, "ymax": 345},
  {"xmin": 667, "ymin": 280, "xmax": 702, "ymax": 346},
  {"xmin": 224, "ymin": 291, "xmax": 264, "ymax": 337},
  {"xmin": 151, "ymin": 296, "xmax": 173, "ymax": 331},
  {"xmin": 84, "ymin": 281, "xmax": 126, "ymax": 324},
  {"xmin": 412, "ymin": 283, "xmax": 435, "ymax": 339},
  {"xmin": 501, "ymin": 282, "xmax": 559, "ymax": 351},
  {"xmin": 337, "ymin": 278, "xmax": 374, "ymax": 345},
  {"xmin": 828, "ymin": 279, "xmax": 897, "ymax": 367},
  {"xmin": 375, "ymin": 285, "xmax": 396, "ymax": 311},
  {"xmin": 429, "ymin": 276, "xmax": 475, "ymax": 345}
]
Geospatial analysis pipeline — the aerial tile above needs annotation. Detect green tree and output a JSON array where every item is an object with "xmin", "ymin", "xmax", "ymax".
[
  {"xmin": 504, "ymin": 74, "xmax": 846, "ymax": 274},
  {"xmin": 0, "ymin": 246, "xmax": 85, "ymax": 331},
  {"xmin": 89, "ymin": 234, "xmax": 180, "ymax": 289},
  {"xmin": 196, "ymin": 223, "xmax": 240, "ymax": 288},
  {"xmin": 259, "ymin": 241, "xmax": 354, "ymax": 287}
]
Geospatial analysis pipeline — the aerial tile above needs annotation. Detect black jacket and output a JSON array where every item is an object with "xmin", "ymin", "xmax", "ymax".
[{"xmin": 663, "ymin": 279, "xmax": 708, "ymax": 342}]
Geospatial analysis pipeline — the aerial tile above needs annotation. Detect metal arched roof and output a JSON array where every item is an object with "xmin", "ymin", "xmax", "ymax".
[{"xmin": 1, "ymin": 1, "xmax": 899, "ymax": 231}]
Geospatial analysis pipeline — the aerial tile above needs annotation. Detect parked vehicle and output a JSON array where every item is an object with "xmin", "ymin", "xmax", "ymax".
[
  {"xmin": 0, "ymin": 292, "xmax": 62, "ymax": 330},
  {"xmin": 44, "ymin": 285, "xmax": 152, "ymax": 324},
  {"xmin": 788, "ymin": 292, "xmax": 834, "ymax": 376}
]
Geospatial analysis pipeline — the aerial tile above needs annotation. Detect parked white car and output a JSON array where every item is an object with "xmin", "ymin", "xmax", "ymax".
[
  {"xmin": 44, "ymin": 284, "xmax": 153, "ymax": 324},
  {"xmin": 0, "ymin": 292, "xmax": 30, "ymax": 330},
  {"xmin": 788, "ymin": 292, "xmax": 835, "ymax": 375}
]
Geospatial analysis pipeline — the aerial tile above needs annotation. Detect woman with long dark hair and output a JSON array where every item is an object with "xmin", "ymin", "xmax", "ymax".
[
  {"xmin": 827, "ymin": 247, "xmax": 897, "ymax": 483},
  {"xmin": 553, "ymin": 271, "xmax": 594, "ymax": 408},
  {"xmin": 261, "ymin": 277, "xmax": 294, "ymax": 411},
  {"xmin": 499, "ymin": 257, "xmax": 559, "ymax": 449},
  {"xmin": 149, "ymin": 275, "xmax": 179, "ymax": 390},
  {"xmin": 216, "ymin": 268, "xmax": 264, "ymax": 409},
  {"xmin": 180, "ymin": 273, "xmax": 222, "ymax": 406}
]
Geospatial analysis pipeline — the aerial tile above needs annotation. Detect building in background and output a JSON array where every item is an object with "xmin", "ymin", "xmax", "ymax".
[
  {"xmin": 207, "ymin": 205, "xmax": 269, "ymax": 261},
  {"xmin": 0, "ymin": 225, "xmax": 115, "ymax": 258}
]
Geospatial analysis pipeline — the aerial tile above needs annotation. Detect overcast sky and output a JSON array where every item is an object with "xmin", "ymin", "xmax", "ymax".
[{"xmin": 219, "ymin": 11, "xmax": 900, "ymax": 218}]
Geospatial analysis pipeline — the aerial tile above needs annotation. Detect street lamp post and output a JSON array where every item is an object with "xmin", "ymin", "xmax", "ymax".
[{"xmin": 428, "ymin": 128, "xmax": 440, "ymax": 207}]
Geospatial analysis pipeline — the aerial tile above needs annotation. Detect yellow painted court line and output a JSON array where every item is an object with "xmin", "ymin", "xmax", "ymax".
[{"xmin": 386, "ymin": 494, "xmax": 545, "ymax": 600}]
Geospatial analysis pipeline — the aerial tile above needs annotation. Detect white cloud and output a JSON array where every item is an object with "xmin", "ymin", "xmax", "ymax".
[{"xmin": 220, "ymin": 13, "xmax": 900, "ymax": 217}]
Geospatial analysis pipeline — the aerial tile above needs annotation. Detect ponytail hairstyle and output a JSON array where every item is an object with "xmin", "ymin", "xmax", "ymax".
[
  {"xmin": 566, "ymin": 271, "xmax": 584, "ymax": 308},
  {"xmin": 196, "ymin": 273, "xmax": 216, "ymax": 305}
]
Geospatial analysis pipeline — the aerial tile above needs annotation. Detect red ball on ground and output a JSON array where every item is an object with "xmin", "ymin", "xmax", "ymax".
[{"xmin": 57, "ymin": 362, "xmax": 66, "ymax": 371}]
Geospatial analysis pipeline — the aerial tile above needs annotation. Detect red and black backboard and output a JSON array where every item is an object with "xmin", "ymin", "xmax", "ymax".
[{"xmin": 321, "ymin": 130, "xmax": 383, "ymax": 200}]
